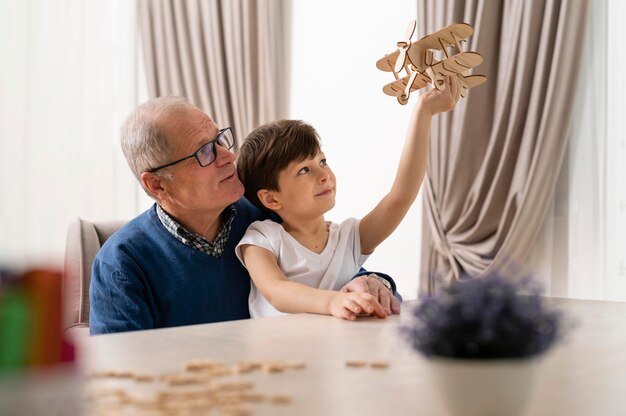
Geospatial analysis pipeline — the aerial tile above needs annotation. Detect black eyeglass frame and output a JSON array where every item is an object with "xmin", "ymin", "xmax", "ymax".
[{"xmin": 146, "ymin": 127, "xmax": 235, "ymax": 173}]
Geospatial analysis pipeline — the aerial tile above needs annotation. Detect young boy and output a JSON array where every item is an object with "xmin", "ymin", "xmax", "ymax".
[{"xmin": 235, "ymin": 76, "xmax": 461, "ymax": 320}]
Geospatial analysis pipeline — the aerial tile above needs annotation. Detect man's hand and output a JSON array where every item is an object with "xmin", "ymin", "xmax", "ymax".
[
  {"xmin": 341, "ymin": 275, "xmax": 401, "ymax": 315},
  {"xmin": 329, "ymin": 292, "xmax": 388, "ymax": 321}
]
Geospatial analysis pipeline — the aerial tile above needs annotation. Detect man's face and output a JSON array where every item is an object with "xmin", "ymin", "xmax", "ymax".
[{"xmin": 158, "ymin": 107, "xmax": 244, "ymax": 217}]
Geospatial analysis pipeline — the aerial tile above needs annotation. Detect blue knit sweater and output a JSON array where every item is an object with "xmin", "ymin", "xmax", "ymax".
[{"xmin": 89, "ymin": 199, "xmax": 269, "ymax": 334}]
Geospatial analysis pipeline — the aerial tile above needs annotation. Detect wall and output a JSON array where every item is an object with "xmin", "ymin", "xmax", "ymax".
[
  {"xmin": 0, "ymin": 0, "xmax": 142, "ymax": 269},
  {"xmin": 290, "ymin": 0, "xmax": 421, "ymax": 299}
]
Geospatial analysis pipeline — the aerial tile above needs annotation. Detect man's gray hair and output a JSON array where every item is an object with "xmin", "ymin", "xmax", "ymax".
[{"xmin": 120, "ymin": 96, "xmax": 192, "ymax": 196}]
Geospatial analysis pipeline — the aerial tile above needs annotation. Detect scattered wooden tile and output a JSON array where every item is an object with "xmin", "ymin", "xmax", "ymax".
[
  {"xmin": 270, "ymin": 394, "xmax": 292, "ymax": 404},
  {"xmin": 345, "ymin": 360, "xmax": 367, "ymax": 368},
  {"xmin": 370, "ymin": 361, "xmax": 390, "ymax": 369}
]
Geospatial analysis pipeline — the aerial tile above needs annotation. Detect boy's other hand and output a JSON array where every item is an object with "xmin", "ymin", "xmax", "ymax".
[
  {"xmin": 419, "ymin": 74, "xmax": 462, "ymax": 116},
  {"xmin": 341, "ymin": 275, "xmax": 401, "ymax": 315},
  {"xmin": 329, "ymin": 292, "xmax": 387, "ymax": 321}
]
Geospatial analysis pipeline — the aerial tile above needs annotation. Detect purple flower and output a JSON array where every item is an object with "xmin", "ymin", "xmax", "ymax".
[{"xmin": 401, "ymin": 274, "xmax": 567, "ymax": 359}]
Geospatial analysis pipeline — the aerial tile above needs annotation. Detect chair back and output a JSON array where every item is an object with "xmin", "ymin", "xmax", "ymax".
[{"xmin": 63, "ymin": 218, "xmax": 125, "ymax": 332}]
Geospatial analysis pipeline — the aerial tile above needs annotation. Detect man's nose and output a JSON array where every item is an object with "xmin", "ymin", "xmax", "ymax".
[{"xmin": 214, "ymin": 142, "xmax": 235, "ymax": 166}]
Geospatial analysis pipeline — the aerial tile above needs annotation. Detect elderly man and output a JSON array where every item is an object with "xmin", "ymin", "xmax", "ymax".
[{"xmin": 89, "ymin": 97, "xmax": 400, "ymax": 334}]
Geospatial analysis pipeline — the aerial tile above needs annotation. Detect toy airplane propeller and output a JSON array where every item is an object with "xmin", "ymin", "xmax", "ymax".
[
  {"xmin": 395, "ymin": 20, "xmax": 417, "ymax": 73},
  {"xmin": 377, "ymin": 21, "xmax": 487, "ymax": 105}
]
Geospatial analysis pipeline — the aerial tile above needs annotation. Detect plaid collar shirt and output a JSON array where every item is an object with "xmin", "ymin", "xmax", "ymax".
[{"xmin": 156, "ymin": 204, "xmax": 236, "ymax": 258}]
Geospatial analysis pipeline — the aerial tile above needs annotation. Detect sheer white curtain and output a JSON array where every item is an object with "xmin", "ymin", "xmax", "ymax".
[
  {"xmin": 529, "ymin": 0, "xmax": 626, "ymax": 300},
  {"xmin": 0, "ymin": 0, "xmax": 144, "ymax": 268}
]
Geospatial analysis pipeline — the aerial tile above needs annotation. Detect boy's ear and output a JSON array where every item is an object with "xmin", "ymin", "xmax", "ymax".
[{"xmin": 257, "ymin": 189, "xmax": 282, "ymax": 211}]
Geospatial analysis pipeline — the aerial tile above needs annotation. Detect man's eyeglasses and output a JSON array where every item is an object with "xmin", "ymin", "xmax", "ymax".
[{"xmin": 147, "ymin": 127, "xmax": 235, "ymax": 173}]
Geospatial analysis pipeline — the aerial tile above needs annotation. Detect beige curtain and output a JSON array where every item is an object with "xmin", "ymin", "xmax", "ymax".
[
  {"xmin": 418, "ymin": 0, "xmax": 589, "ymax": 295},
  {"xmin": 137, "ymin": 0, "xmax": 290, "ymax": 146}
]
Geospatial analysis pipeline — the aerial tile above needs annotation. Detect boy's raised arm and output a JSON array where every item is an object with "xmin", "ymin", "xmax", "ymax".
[{"xmin": 359, "ymin": 76, "xmax": 461, "ymax": 254}]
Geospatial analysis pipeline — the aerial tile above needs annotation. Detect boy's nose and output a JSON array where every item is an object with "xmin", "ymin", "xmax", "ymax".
[{"xmin": 317, "ymin": 168, "xmax": 330, "ymax": 183}]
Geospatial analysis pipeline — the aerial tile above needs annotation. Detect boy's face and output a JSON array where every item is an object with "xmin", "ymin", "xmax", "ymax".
[{"xmin": 270, "ymin": 150, "xmax": 336, "ymax": 219}]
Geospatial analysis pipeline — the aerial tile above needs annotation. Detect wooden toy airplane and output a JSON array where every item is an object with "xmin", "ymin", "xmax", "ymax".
[{"xmin": 376, "ymin": 21, "xmax": 487, "ymax": 105}]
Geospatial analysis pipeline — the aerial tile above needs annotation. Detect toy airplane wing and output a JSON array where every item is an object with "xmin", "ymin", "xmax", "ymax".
[
  {"xmin": 414, "ymin": 22, "xmax": 474, "ymax": 52},
  {"xmin": 427, "ymin": 52, "xmax": 485, "ymax": 96},
  {"xmin": 376, "ymin": 51, "xmax": 400, "ymax": 72},
  {"xmin": 382, "ymin": 72, "xmax": 431, "ymax": 105}
]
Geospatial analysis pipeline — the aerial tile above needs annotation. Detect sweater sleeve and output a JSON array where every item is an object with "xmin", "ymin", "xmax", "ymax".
[{"xmin": 89, "ymin": 258, "xmax": 154, "ymax": 334}]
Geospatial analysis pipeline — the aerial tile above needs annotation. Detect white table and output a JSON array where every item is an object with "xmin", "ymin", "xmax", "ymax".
[{"xmin": 78, "ymin": 298, "xmax": 626, "ymax": 415}]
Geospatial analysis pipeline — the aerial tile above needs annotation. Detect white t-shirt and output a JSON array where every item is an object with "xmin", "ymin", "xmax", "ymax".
[{"xmin": 235, "ymin": 218, "xmax": 368, "ymax": 318}]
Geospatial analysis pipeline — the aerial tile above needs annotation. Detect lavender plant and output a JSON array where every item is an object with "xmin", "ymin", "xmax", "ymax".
[{"xmin": 401, "ymin": 274, "xmax": 565, "ymax": 359}]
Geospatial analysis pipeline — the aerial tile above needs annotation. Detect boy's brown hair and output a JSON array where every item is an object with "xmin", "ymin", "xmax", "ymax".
[{"xmin": 237, "ymin": 119, "xmax": 321, "ymax": 212}]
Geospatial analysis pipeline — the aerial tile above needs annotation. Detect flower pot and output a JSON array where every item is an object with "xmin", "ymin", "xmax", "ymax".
[{"xmin": 426, "ymin": 357, "xmax": 539, "ymax": 416}]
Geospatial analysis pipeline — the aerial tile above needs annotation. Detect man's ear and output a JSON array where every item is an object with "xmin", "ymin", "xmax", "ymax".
[
  {"xmin": 257, "ymin": 189, "xmax": 282, "ymax": 211},
  {"xmin": 141, "ymin": 172, "xmax": 167, "ymax": 201}
]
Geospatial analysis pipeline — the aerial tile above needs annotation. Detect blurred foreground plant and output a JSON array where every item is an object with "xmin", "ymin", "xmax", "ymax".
[{"xmin": 401, "ymin": 274, "xmax": 568, "ymax": 359}]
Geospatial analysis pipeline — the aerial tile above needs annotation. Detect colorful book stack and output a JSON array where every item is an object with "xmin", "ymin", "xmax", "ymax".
[
  {"xmin": 0, "ymin": 268, "xmax": 76, "ymax": 374},
  {"xmin": 1, "ymin": 268, "xmax": 84, "ymax": 415}
]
